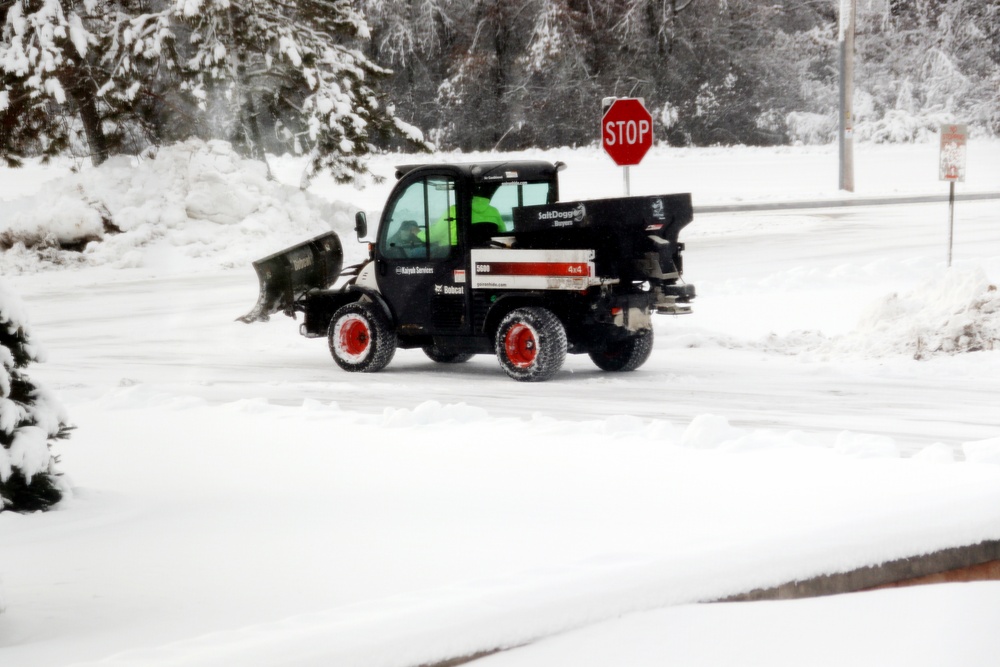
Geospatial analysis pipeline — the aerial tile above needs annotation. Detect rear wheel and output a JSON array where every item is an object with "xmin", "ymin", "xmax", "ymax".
[
  {"xmin": 423, "ymin": 345, "xmax": 475, "ymax": 364},
  {"xmin": 494, "ymin": 307, "xmax": 567, "ymax": 382},
  {"xmin": 589, "ymin": 329, "xmax": 654, "ymax": 372},
  {"xmin": 328, "ymin": 301, "xmax": 397, "ymax": 373}
]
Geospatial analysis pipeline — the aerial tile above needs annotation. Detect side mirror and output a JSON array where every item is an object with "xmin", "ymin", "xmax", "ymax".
[{"xmin": 354, "ymin": 211, "xmax": 368, "ymax": 240}]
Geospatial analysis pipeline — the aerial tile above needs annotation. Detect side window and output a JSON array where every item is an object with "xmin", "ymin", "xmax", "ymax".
[
  {"xmin": 487, "ymin": 182, "xmax": 553, "ymax": 232},
  {"xmin": 424, "ymin": 177, "xmax": 457, "ymax": 258},
  {"xmin": 380, "ymin": 176, "xmax": 456, "ymax": 260}
]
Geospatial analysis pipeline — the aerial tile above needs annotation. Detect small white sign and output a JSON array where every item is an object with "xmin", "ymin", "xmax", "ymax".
[{"xmin": 939, "ymin": 124, "xmax": 968, "ymax": 182}]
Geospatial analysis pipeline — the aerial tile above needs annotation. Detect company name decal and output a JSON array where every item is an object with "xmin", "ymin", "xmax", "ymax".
[
  {"xmin": 535, "ymin": 203, "xmax": 586, "ymax": 227},
  {"xmin": 395, "ymin": 266, "xmax": 434, "ymax": 275},
  {"xmin": 291, "ymin": 256, "xmax": 314, "ymax": 271},
  {"xmin": 482, "ymin": 170, "xmax": 520, "ymax": 182},
  {"xmin": 434, "ymin": 284, "xmax": 464, "ymax": 295}
]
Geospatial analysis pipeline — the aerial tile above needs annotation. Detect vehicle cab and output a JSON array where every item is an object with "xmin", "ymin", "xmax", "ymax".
[{"xmin": 353, "ymin": 161, "xmax": 563, "ymax": 344}]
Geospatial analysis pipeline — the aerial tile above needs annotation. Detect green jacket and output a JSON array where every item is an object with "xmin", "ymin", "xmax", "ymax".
[{"xmin": 424, "ymin": 196, "xmax": 503, "ymax": 247}]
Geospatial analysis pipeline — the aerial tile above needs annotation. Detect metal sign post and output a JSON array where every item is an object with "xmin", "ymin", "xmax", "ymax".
[
  {"xmin": 601, "ymin": 97, "xmax": 653, "ymax": 196},
  {"xmin": 939, "ymin": 123, "xmax": 968, "ymax": 268},
  {"xmin": 838, "ymin": 0, "xmax": 856, "ymax": 192}
]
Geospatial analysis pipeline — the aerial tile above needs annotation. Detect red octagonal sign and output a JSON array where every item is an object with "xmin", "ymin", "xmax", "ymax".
[{"xmin": 602, "ymin": 98, "xmax": 653, "ymax": 167}]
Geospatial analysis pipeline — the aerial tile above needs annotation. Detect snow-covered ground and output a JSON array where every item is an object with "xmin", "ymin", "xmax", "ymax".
[{"xmin": 2, "ymin": 138, "xmax": 1000, "ymax": 666}]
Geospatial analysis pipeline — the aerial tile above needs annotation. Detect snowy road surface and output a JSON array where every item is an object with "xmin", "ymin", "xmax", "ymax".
[
  {"xmin": 14, "ymin": 199, "xmax": 1000, "ymax": 455},
  {"xmin": 3, "ymin": 142, "xmax": 1000, "ymax": 667}
]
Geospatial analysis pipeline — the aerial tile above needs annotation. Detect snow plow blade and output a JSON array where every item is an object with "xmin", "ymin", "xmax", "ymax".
[{"xmin": 237, "ymin": 231, "xmax": 343, "ymax": 323}]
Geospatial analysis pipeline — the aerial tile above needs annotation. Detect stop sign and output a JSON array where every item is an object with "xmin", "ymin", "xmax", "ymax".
[{"xmin": 602, "ymin": 98, "xmax": 653, "ymax": 166}]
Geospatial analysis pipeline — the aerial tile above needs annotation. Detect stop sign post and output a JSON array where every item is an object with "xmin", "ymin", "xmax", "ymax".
[{"xmin": 602, "ymin": 97, "xmax": 653, "ymax": 195}]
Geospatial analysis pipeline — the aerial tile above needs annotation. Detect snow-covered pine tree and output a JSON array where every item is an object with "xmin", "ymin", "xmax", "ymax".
[
  {"xmin": 1, "ymin": 0, "xmax": 427, "ymax": 179},
  {"xmin": 360, "ymin": 0, "xmax": 455, "ymax": 145},
  {"xmin": 0, "ymin": 279, "xmax": 71, "ymax": 513},
  {"xmin": 174, "ymin": 0, "xmax": 430, "ymax": 183},
  {"xmin": 0, "ymin": 0, "xmax": 173, "ymax": 166}
]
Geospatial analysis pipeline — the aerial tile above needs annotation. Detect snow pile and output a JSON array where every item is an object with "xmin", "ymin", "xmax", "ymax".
[
  {"xmin": 964, "ymin": 437, "xmax": 1000, "ymax": 466},
  {"xmin": 753, "ymin": 268, "xmax": 1000, "ymax": 360},
  {"xmin": 679, "ymin": 414, "xmax": 745, "ymax": 449},
  {"xmin": 0, "ymin": 139, "xmax": 358, "ymax": 273},
  {"xmin": 678, "ymin": 415, "xmax": 908, "ymax": 459},
  {"xmin": 5, "ymin": 396, "xmax": 999, "ymax": 667},
  {"xmin": 839, "ymin": 267, "xmax": 1000, "ymax": 359},
  {"xmin": 480, "ymin": 583, "xmax": 1000, "ymax": 667}
]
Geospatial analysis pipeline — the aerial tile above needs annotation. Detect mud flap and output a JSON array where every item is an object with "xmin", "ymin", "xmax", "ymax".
[{"xmin": 237, "ymin": 231, "xmax": 343, "ymax": 323}]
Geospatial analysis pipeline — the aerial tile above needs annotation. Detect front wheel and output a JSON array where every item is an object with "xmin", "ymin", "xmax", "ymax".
[
  {"xmin": 494, "ymin": 307, "xmax": 567, "ymax": 382},
  {"xmin": 589, "ymin": 329, "xmax": 654, "ymax": 372},
  {"xmin": 328, "ymin": 301, "xmax": 397, "ymax": 373}
]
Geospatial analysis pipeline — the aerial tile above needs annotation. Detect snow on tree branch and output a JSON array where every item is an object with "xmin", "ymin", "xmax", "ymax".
[{"xmin": 2, "ymin": 0, "xmax": 428, "ymax": 177}]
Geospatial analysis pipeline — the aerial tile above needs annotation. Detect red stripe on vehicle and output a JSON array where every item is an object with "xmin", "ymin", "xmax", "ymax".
[{"xmin": 477, "ymin": 262, "xmax": 591, "ymax": 277}]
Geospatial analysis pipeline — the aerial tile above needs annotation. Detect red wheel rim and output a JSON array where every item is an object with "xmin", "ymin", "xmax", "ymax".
[
  {"xmin": 338, "ymin": 316, "xmax": 370, "ymax": 357},
  {"xmin": 504, "ymin": 322, "xmax": 537, "ymax": 368}
]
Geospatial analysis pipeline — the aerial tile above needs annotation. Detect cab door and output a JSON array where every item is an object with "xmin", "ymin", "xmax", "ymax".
[{"xmin": 374, "ymin": 173, "xmax": 471, "ymax": 336}]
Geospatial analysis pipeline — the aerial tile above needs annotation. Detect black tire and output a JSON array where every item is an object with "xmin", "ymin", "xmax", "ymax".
[
  {"xmin": 589, "ymin": 329, "xmax": 654, "ymax": 372},
  {"xmin": 494, "ymin": 307, "xmax": 567, "ymax": 382},
  {"xmin": 423, "ymin": 345, "xmax": 475, "ymax": 364},
  {"xmin": 328, "ymin": 301, "xmax": 397, "ymax": 373}
]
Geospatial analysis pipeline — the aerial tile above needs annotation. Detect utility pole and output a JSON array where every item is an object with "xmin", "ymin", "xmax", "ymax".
[{"xmin": 839, "ymin": 0, "xmax": 856, "ymax": 192}]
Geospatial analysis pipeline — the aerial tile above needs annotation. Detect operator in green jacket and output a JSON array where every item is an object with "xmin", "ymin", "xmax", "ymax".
[{"xmin": 423, "ymin": 185, "xmax": 504, "ymax": 253}]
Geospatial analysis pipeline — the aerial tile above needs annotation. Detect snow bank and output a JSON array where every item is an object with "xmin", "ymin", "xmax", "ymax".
[
  {"xmin": 851, "ymin": 267, "xmax": 1000, "ymax": 358},
  {"xmin": 748, "ymin": 268, "xmax": 1000, "ymax": 360},
  {"xmin": 964, "ymin": 437, "xmax": 1000, "ymax": 466},
  {"xmin": 0, "ymin": 140, "xmax": 358, "ymax": 273},
  {"xmin": 480, "ymin": 582, "xmax": 1000, "ymax": 667},
  {"xmin": 7, "ymin": 396, "xmax": 1000, "ymax": 667}
]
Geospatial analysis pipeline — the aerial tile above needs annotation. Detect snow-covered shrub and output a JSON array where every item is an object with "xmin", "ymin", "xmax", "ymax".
[
  {"xmin": 785, "ymin": 112, "xmax": 836, "ymax": 145},
  {"xmin": 852, "ymin": 83, "xmax": 952, "ymax": 144},
  {"xmin": 858, "ymin": 108, "xmax": 952, "ymax": 144},
  {"xmin": 0, "ymin": 279, "xmax": 71, "ymax": 512}
]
